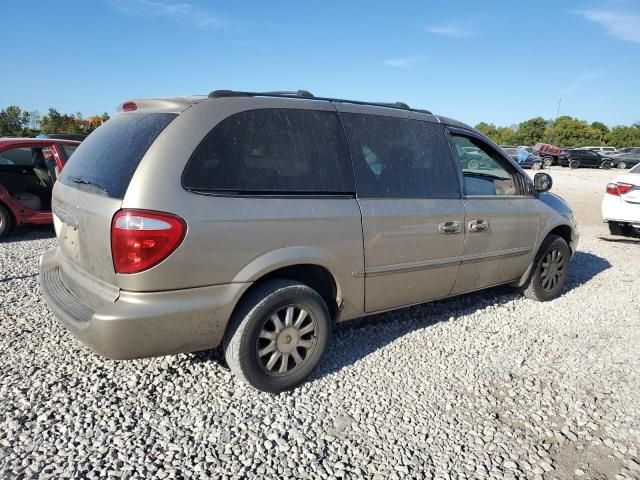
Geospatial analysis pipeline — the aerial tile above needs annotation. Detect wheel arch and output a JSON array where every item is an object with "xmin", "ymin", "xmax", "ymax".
[
  {"xmin": 229, "ymin": 249, "xmax": 343, "ymax": 323},
  {"xmin": 513, "ymin": 222, "xmax": 576, "ymax": 288},
  {"xmin": 0, "ymin": 199, "xmax": 17, "ymax": 232}
]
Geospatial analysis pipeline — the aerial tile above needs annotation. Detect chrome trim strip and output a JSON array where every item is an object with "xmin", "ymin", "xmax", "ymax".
[{"xmin": 353, "ymin": 246, "xmax": 532, "ymax": 278}]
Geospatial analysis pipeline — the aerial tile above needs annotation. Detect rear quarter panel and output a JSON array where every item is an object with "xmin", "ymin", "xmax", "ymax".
[{"xmin": 119, "ymin": 97, "xmax": 365, "ymax": 320}]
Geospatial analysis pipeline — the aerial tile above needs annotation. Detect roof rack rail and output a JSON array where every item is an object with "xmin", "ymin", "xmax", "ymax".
[
  {"xmin": 209, "ymin": 89, "xmax": 314, "ymax": 99},
  {"xmin": 207, "ymin": 90, "xmax": 432, "ymax": 115}
]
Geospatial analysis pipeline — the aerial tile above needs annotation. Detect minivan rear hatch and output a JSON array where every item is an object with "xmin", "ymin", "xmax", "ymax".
[{"xmin": 54, "ymin": 112, "xmax": 178, "ymax": 295}]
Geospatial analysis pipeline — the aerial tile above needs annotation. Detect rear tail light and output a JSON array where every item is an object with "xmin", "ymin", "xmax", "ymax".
[
  {"xmin": 606, "ymin": 182, "xmax": 635, "ymax": 196},
  {"xmin": 111, "ymin": 210, "xmax": 186, "ymax": 274}
]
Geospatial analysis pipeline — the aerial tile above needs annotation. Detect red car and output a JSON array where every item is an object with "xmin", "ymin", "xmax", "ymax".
[
  {"xmin": 0, "ymin": 138, "xmax": 80, "ymax": 239},
  {"xmin": 533, "ymin": 143, "xmax": 563, "ymax": 167}
]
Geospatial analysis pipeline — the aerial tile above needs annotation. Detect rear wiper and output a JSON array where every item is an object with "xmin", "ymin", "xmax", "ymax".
[{"xmin": 68, "ymin": 175, "xmax": 108, "ymax": 194}]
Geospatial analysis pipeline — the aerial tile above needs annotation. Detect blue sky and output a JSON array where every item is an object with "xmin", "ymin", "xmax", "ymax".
[{"xmin": 1, "ymin": 0, "xmax": 639, "ymax": 127}]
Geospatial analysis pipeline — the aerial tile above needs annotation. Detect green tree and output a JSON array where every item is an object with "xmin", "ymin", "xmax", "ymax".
[
  {"xmin": 607, "ymin": 126, "xmax": 640, "ymax": 148},
  {"xmin": 543, "ymin": 116, "xmax": 601, "ymax": 147},
  {"xmin": 41, "ymin": 108, "xmax": 65, "ymax": 133},
  {"xmin": 475, "ymin": 122, "xmax": 498, "ymax": 138},
  {"xmin": 517, "ymin": 117, "xmax": 547, "ymax": 146},
  {"xmin": 591, "ymin": 121, "xmax": 609, "ymax": 143},
  {"xmin": 0, "ymin": 106, "xmax": 29, "ymax": 136}
]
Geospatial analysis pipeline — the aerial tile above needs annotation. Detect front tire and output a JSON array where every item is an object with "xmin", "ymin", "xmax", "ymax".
[
  {"xmin": 224, "ymin": 279, "xmax": 331, "ymax": 393},
  {"xmin": 569, "ymin": 160, "xmax": 580, "ymax": 169},
  {"xmin": 0, "ymin": 204, "xmax": 12, "ymax": 240},
  {"xmin": 531, "ymin": 161, "xmax": 542, "ymax": 170},
  {"xmin": 521, "ymin": 234, "xmax": 570, "ymax": 302},
  {"xmin": 543, "ymin": 156, "xmax": 554, "ymax": 167},
  {"xmin": 600, "ymin": 160, "xmax": 612, "ymax": 169},
  {"xmin": 617, "ymin": 162, "xmax": 627, "ymax": 169}
]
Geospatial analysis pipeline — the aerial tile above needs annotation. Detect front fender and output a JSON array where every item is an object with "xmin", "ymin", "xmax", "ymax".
[{"xmin": 513, "ymin": 192, "xmax": 578, "ymax": 287}]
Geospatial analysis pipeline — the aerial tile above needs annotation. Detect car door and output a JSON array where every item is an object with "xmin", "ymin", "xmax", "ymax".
[
  {"xmin": 446, "ymin": 129, "xmax": 540, "ymax": 295},
  {"xmin": 583, "ymin": 150, "xmax": 600, "ymax": 166},
  {"xmin": 338, "ymin": 106, "xmax": 465, "ymax": 312}
]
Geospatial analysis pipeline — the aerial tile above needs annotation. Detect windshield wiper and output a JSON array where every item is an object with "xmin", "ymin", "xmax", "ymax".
[
  {"xmin": 463, "ymin": 171, "xmax": 510, "ymax": 182},
  {"xmin": 68, "ymin": 175, "xmax": 109, "ymax": 194}
]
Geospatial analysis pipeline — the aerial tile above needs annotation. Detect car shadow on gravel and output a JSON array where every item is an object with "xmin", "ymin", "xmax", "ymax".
[
  {"xmin": 187, "ymin": 251, "xmax": 610, "ymax": 384},
  {"xmin": 310, "ymin": 251, "xmax": 610, "ymax": 381},
  {"xmin": 1, "ymin": 226, "xmax": 55, "ymax": 243},
  {"xmin": 598, "ymin": 235, "xmax": 640, "ymax": 245}
]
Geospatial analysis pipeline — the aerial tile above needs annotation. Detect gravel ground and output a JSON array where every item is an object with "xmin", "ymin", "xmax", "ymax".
[{"xmin": 1, "ymin": 171, "xmax": 639, "ymax": 480}]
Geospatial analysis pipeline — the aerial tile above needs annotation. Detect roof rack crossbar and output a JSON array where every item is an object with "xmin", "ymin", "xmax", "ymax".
[{"xmin": 207, "ymin": 90, "xmax": 432, "ymax": 115}]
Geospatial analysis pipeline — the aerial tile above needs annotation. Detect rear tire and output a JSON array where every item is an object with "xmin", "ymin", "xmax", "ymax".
[
  {"xmin": 224, "ymin": 279, "xmax": 331, "ymax": 393},
  {"xmin": 617, "ymin": 162, "xmax": 627, "ymax": 169},
  {"xmin": 608, "ymin": 222, "xmax": 626, "ymax": 236},
  {"xmin": 600, "ymin": 160, "xmax": 612, "ymax": 169},
  {"xmin": 0, "ymin": 204, "xmax": 12, "ymax": 240},
  {"xmin": 521, "ymin": 234, "xmax": 570, "ymax": 302},
  {"xmin": 569, "ymin": 160, "xmax": 580, "ymax": 169},
  {"xmin": 543, "ymin": 156, "xmax": 554, "ymax": 167},
  {"xmin": 531, "ymin": 161, "xmax": 542, "ymax": 170}
]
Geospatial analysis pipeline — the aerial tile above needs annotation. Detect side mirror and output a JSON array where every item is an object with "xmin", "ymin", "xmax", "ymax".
[{"xmin": 532, "ymin": 172, "xmax": 553, "ymax": 193}]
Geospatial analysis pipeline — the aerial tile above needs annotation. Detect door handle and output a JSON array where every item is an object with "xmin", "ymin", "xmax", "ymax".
[
  {"xmin": 469, "ymin": 219, "xmax": 489, "ymax": 232},
  {"xmin": 438, "ymin": 221, "xmax": 462, "ymax": 234}
]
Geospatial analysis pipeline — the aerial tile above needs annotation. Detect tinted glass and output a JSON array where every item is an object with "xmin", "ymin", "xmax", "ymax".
[
  {"xmin": 60, "ymin": 144, "xmax": 78, "ymax": 159},
  {"xmin": 450, "ymin": 134, "xmax": 518, "ymax": 196},
  {"xmin": 59, "ymin": 113, "xmax": 177, "ymax": 198},
  {"xmin": 183, "ymin": 109, "xmax": 353, "ymax": 194},
  {"xmin": 340, "ymin": 113, "xmax": 459, "ymax": 198},
  {"xmin": 0, "ymin": 147, "xmax": 35, "ymax": 166}
]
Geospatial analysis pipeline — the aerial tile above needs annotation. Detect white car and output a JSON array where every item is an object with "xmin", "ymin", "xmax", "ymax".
[
  {"xmin": 602, "ymin": 163, "xmax": 640, "ymax": 237},
  {"xmin": 585, "ymin": 146, "xmax": 618, "ymax": 155}
]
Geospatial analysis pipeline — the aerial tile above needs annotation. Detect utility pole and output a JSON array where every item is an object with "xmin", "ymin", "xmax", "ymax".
[{"xmin": 556, "ymin": 97, "xmax": 562, "ymax": 121}]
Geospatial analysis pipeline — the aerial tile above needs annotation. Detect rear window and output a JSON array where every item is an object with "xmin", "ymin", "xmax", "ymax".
[
  {"xmin": 59, "ymin": 113, "xmax": 177, "ymax": 198},
  {"xmin": 182, "ymin": 108, "xmax": 354, "ymax": 194}
]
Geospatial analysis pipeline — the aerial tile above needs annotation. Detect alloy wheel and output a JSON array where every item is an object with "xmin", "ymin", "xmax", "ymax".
[
  {"xmin": 256, "ymin": 304, "xmax": 318, "ymax": 375},
  {"xmin": 540, "ymin": 247, "xmax": 566, "ymax": 292}
]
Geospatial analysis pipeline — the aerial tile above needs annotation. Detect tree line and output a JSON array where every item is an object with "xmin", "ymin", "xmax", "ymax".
[
  {"xmin": 0, "ymin": 105, "xmax": 110, "ymax": 137},
  {"xmin": 2, "ymin": 104, "xmax": 639, "ymax": 148},
  {"xmin": 475, "ymin": 116, "xmax": 640, "ymax": 148}
]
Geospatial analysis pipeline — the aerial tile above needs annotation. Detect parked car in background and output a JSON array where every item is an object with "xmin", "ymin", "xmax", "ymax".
[
  {"xmin": 0, "ymin": 138, "xmax": 80, "ymax": 238},
  {"xmin": 533, "ymin": 143, "xmax": 562, "ymax": 166},
  {"xmin": 616, "ymin": 147, "xmax": 639, "ymax": 154},
  {"xmin": 584, "ymin": 146, "xmax": 617, "ymax": 155},
  {"xmin": 39, "ymin": 90, "xmax": 577, "ymax": 392},
  {"xmin": 602, "ymin": 163, "xmax": 640, "ymax": 237},
  {"xmin": 610, "ymin": 147, "xmax": 640, "ymax": 170},
  {"xmin": 501, "ymin": 146, "xmax": 543, "ymax": 170},
  {"xmin": 558, "ymin": 148, "xmax": 613, "ymax": 169}
]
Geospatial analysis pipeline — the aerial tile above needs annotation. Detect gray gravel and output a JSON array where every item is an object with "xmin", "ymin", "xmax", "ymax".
[{"xmin": 1, "ymin": 224, "xmax": 639, "ymax": 480}]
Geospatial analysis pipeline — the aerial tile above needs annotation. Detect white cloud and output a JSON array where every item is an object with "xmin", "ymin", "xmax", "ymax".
[
  {"xmin": 423, "ymin": 24, "xmax": 476, "ymax": 39},
  {"xmin": 383, "ymin": 57, "xmax": 418, "ymax": 68},
  {"xmin": 575, "ymin": 9, "xmax": 640, "ymax": 43},
  {"xmin": 561, "ymin": 70, "xmax": 607, "ymax": 95},
  {"xmin": 108, "ymin": 0, "xmax": 224, "ymax": 29}
]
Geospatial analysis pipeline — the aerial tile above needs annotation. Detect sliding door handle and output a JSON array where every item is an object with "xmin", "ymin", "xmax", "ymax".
[{"xmin": 439, "ymin": 221, "xmax": 462, "ymax": 234}]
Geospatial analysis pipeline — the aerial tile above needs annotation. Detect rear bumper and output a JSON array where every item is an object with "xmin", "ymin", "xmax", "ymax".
[
  {"xmin": 39, "ymin": 248, "xmax": 250, "ymax": 359},
  {"xmin": 602, "ymin": 195, "xmax": 640, "ymax": 225}
]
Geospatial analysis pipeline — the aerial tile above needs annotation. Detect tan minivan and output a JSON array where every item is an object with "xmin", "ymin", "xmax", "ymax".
[{"xmin": 39, "ymin": 90, "xmax": 578, "ymax": 392}]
